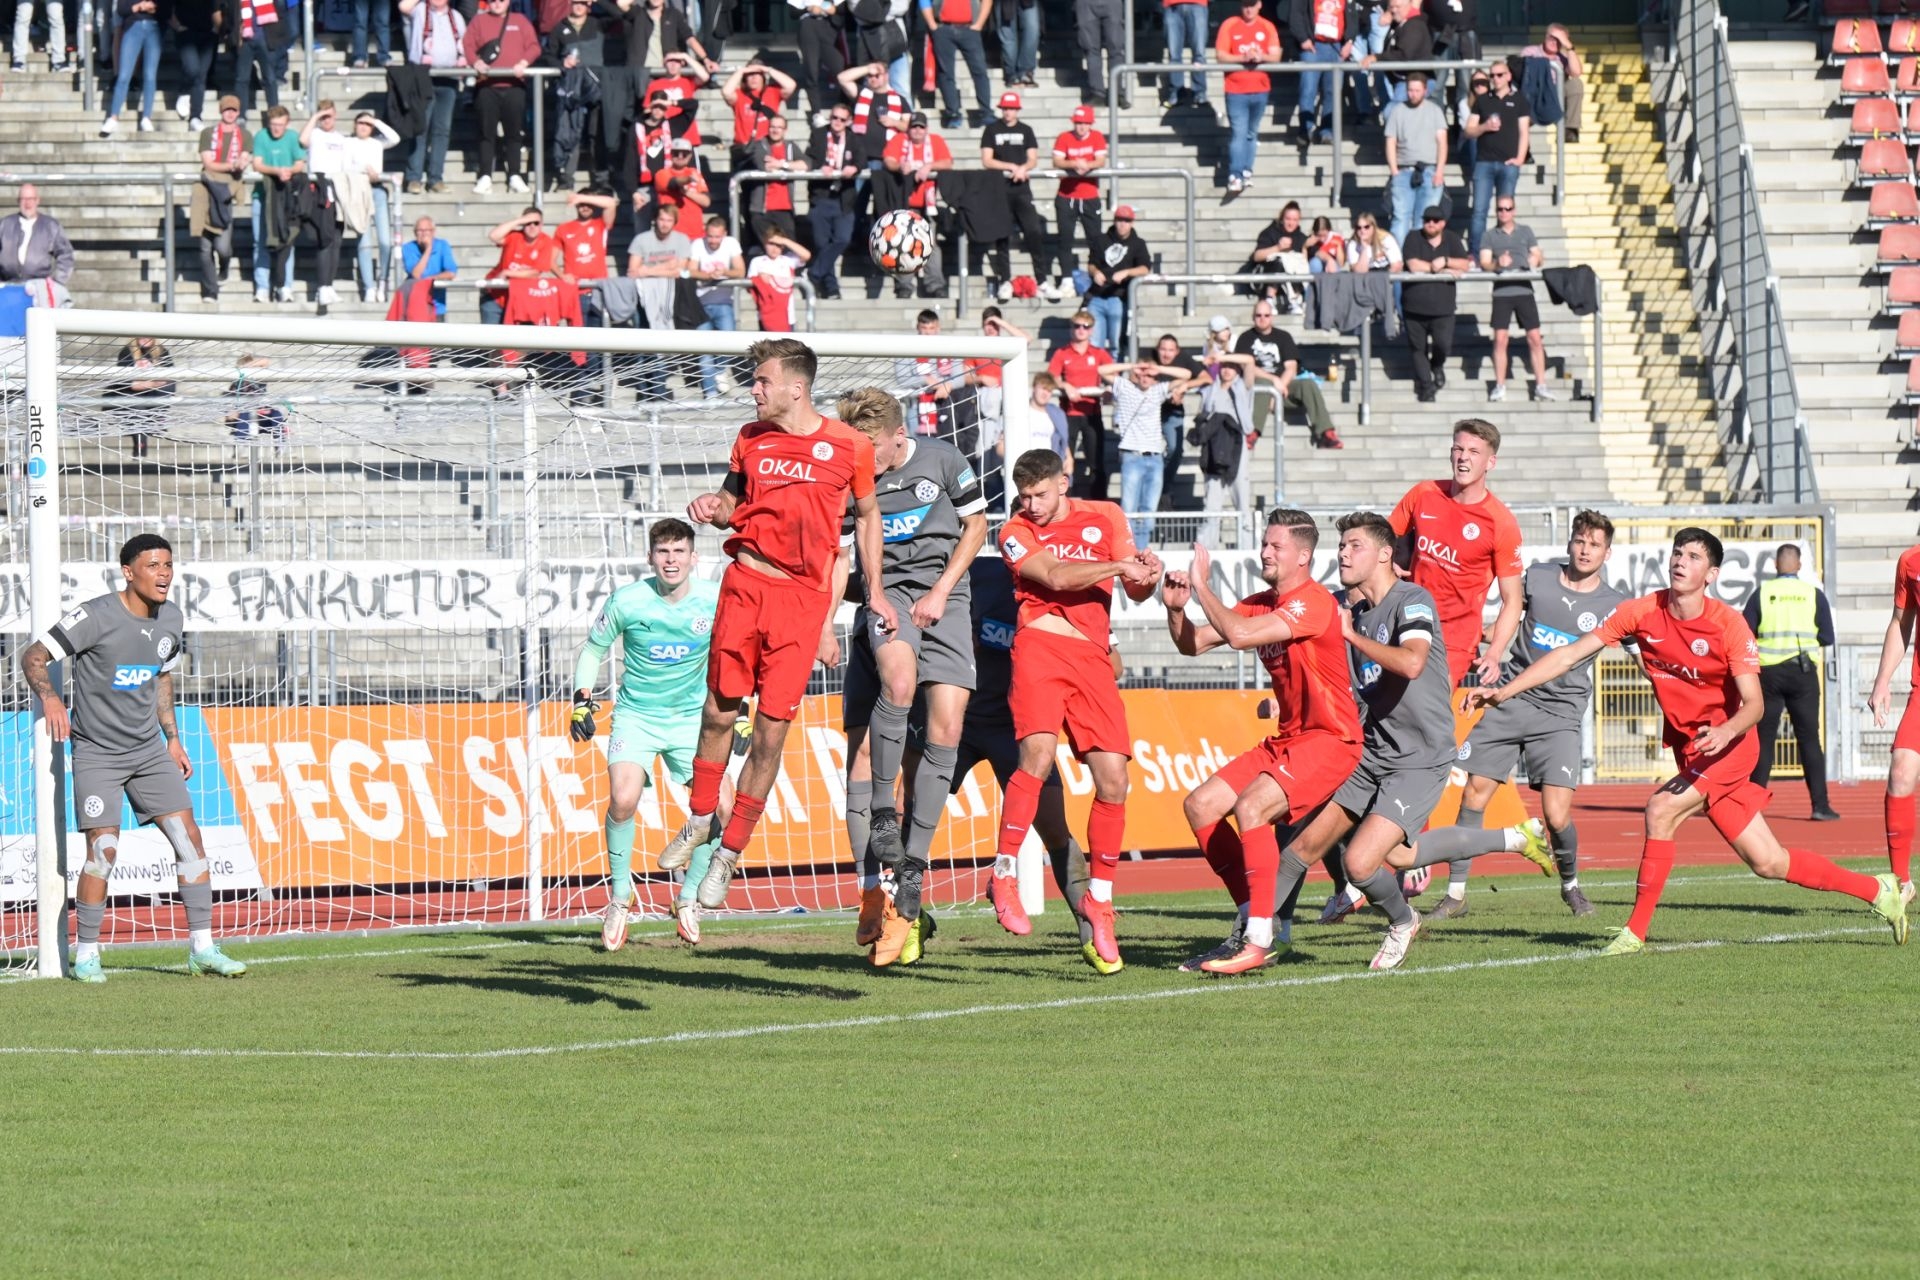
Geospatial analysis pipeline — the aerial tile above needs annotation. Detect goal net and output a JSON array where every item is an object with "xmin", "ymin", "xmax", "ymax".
[{"xmin": 1, "ymin": 309, "xmax": 1030, "ymax": 975}]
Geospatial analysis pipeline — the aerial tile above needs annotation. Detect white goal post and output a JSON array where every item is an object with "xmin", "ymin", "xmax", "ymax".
[{"xmin": 9, "ymin": 307, "xmax": 1031, "ymax": 978}]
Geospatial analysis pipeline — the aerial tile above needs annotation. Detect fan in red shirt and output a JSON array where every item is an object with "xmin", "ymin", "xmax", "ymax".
[
  {"xmin": 653, "ymin": 139, "xmax": 712, "ymax": 238},
  {"xmin": 644, "ymin": 50, "xmax": 708, "ymax": 124},
  {"xmin": 551, "ymin": 190, "xmax": 616, "ymax": 317},
  {"xmin": 720, "ymin": 61, "xmax": 794, "ymax": 161},
  {"xmin": 1477, "ymin": 528, "xmax": 1908, "ymax": 951},
  {"xmin": 1164, "ymin": 510, "xmax": 1363, "ymax": 974},
  {"xmin": 1388, "ymin": 418, "xmax": 1525, "ymax": 689},
  {"xmin": 498, "ymin": 274, "xmax": 585, "ymax": 365},
  {"xmin": 1049, "ymin": 106, "xmax": 1107, "ymax": 300},
  {"xmin": 988, "ymin": 448, "xmax": 1163, "ymax": 973},
  {"xmin": 482, "ymin": 206, "xmax": 557, "ymax": 325},
  {"xmin": 1046, "ymin": 311, "xmax": 1113, "ymax": 499},
  {"xmin": 682, "ymin": 339, "xmax": 895, "ymax": 911},
  {"xmin": 883, "ymin": 113, "xmax": 952, "ymax": 210},
  {"xmin": 1869, "ymin": 543, "xmax": 1920, "ymax": 899}
]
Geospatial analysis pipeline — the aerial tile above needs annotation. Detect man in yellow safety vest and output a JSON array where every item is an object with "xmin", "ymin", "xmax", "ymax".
[{"xmin": 1743, "ymin": 542, "xmax": 1839, "ymax": 820}]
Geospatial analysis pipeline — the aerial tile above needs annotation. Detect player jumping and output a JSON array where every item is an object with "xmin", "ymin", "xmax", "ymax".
[
  {"xmin": 19, "ymin": 535, "xmax": 247, "ymax": 981},
  {"xmin": 989, "ymin": 448, "xmax": 1161, "ymax": 973},
  {"xmin": 1866, "ymin": 539, "xmax": 1920, "ymax": 905},
  {"xmin": 684, "ymin": 338, "xmax": 896, "ymax": 909},
  {"xmin": 1475, "ymin": 528, "xmax": 1908, "ymax": 953},
  {"xmin": 1164, "ymin": 511, "xmax": 1363, "ymax": 974},
  {"xmin": 834, "ymin": 386, "xmax": 988, "ymax": 967},
  {"xmin": 1268, "ymin": 512, "xmax": 1456, "ymax": 971},
  {"xmin": 1396, "ymin": 509, "xmax": 1629, "ymax": 919},
  {"xmin": 571, "ymin": 517, "xmax": 734, "ymax": 950}
]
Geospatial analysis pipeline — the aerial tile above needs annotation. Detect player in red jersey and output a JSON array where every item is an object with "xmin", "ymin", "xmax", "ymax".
[
  {"xmin": 1867, "ymin": 542, "xmax": 1920, "ymax": 905},
  {"xmin": 989, "ymin": 448, "xmax": 1161, "ymax": 973},
  {"xmin": 682, "ymin": 338, "xmax": 897, "ymax": 908},
  {"xmin": 1476, "ymin": 528, "xmax": 1908, "ymax": 953},
  {"xmin": 1163, "ymin": 509, "xmax": 1363, "ymax": 975},
  {"xmin": 1388, "ymin": 418, "xmax": 1525, "ymax": 690}
]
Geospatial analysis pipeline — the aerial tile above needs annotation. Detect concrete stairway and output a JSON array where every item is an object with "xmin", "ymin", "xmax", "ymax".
[{"xmin": 1730, "ymin": 31, "xmax": 1918, "ymax": 639}]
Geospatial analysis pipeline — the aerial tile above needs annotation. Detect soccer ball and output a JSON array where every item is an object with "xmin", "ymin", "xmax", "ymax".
[{"xmin": 868, "ymin": 209, "xmax": 935, "ymax": 276}]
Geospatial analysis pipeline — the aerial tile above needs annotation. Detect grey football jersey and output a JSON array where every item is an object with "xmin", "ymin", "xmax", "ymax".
[
  {"xmin": 1350, "ymin": 580, "xmax": 1455, "ymax": 768},
  {"xmin": 1507, "ymin": 560, "xmax": 1630, "ymax": 722},
  {"xmin": 842, "ymin": 436, "xmax": 987, "ymax": 599},
  {"xmin": 37, "ymin": 592, "xmax": 185, "ymax": 753}
]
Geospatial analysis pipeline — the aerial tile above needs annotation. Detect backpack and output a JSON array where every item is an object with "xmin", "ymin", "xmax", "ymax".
[{"xmin": 1187, "ymin": 411, "xmax": 1243, "ymax": 481}]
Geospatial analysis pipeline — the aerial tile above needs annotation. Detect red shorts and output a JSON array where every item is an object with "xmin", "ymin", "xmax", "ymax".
[
  {"xmin": 1673, "ymin": 731, "xmax": 1769, "ymax": 841},
  {"xmin": 1896, "ymin": 696, "xmax": 1920, "ymax": 755},
  {"xmin": 707, "ymin": 563, "xmax": 832, "ymax": 722},
  {"xmin": 1008, "ymin": 627, "xmax": 1131, "ymax": 758},
  {"xmin": 1442, "ymin": 619, "xmax": 1478, "ymax": 691},
  {"xmin": 1212, "ymin": 731, "xmax": 1362, "ymax": 823}
]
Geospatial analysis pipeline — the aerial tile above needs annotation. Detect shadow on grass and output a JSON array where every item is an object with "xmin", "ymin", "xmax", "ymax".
[{"xmin": 389, "ymin": 955, "xmax": 871, "ymax": 1005}]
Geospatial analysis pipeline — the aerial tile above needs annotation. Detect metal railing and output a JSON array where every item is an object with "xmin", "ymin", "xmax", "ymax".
[
  {"xmin": 456, "ymin": 272, "xmax": 817, "ymax": 332},
  {"xmin": 727, "ymin": 164, "xmax": 1201, "ymax": 318},
  {"xmin": 308, "ymin": 65, "xmax": 554, "ymax": 210},
  {"xmin": 1128, "ymin": 267, "xmax": 1603, "ymax": 422},
  {"xmin": 1668, "ymin": 0, "xmax": 1818, "ymax": 502},
  {"xmin": 1107, "ymin": 59, "xmax": 1565, "ymax": 210}
]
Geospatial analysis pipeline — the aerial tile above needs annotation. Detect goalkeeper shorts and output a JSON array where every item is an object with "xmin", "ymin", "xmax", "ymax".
[{"xmin": 607, "ymin": 709, "xmax": 700, "ymax": 785}]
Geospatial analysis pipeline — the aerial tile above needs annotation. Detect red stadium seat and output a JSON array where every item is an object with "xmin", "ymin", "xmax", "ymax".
[
  {"xmin": 1896, "ymin": 309, "xmax": 1920, "ymax": 354},
  {"xmin": 1843, "ymin": 56, "xmax": 1894, "ymax": 97},
  {"xmin": 1905, "ymin": 356, "xmax": 1920, "ymax": 395},
  {"xmin": 1880, "ymin": 225, "xmax": 1920, "ymax": 262},
  {"xmin": 1890, "ymin": 266, "xmax": 1920, "ymax": 309},
  {"xmin": 1892, "ymin": 18, "xmax": 1920, "ymax": 50},
  {"xmin": 1897, "ymin": 55, "xmax": 1920, "ymax": 91},
  {"xmin": 1832, "ymin": 17, "xmax": 1885, "ymax": 58},
  {"xmin": 1860, "ymin": 138, "xmax": 1911, "ymax": 181},
  {"xmin": 1852, "ymin": 96, "xmax": 1902, "ymax": 140},
  {"xmin": 1871, "ymin": 181, "xmax": 1920, "ymax": 221}
]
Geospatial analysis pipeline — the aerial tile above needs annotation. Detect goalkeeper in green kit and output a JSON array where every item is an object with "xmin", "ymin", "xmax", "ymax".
[{"xmin": 572, "ymin": 518, "xmax": 734, "ymax": 949}]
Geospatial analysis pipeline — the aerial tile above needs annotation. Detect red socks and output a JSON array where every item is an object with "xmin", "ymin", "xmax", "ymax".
[
  {"xmin": 1087, "ymin": 799, "xmax": 1126, "ymax": 881},
  {"xmin": 1626, "ymin": 838, "xmax": 1675, "ymax": 939},
  {"xmin": 995, "ymin": 770, "xmax": 1045, "ymax": 861},
  {"xmin": 1785, "ymin": 848, "xmax": 1879, "ymax": 903},
  {"xmin": 1887, "ymin": 794, "xmax": 1915, "ymax": 884},
  {"xmin": 720, "ymin": 794, "xmax": 765, "ymax": 854},
  {"xmin": 1195, "ymin": 820, "xmax": 1250, "ymax": 907},
  {"xmin": 690, "ymin": 757, "xmax": 726, "ymax": 817},
  {"xmin": 1239, "ymin": 823, "xmax": 1279, "ymax": 920}
]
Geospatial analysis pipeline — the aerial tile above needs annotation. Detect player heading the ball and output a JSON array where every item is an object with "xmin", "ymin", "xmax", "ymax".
[
  {"xmin": 683, "ymin": 338, "xmax": 897, "ymax": 911},
  {"xmin": 20, "ymin": 535, "xmax": 247, "ymax": 981}
]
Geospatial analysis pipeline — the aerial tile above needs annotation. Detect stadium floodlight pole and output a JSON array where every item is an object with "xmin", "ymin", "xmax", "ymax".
[{"xmin": 25, "ymin": 308, "xmax": 66, "ymax": 978}]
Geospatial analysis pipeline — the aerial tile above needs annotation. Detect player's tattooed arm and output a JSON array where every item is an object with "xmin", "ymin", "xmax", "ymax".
[
  {"xmin": 19, "ymin": 641, "xmax": 71, "ymax": 742},
  {"xmin": 157, "ymin": 671, "xmax": 194, "ymax": 780}
]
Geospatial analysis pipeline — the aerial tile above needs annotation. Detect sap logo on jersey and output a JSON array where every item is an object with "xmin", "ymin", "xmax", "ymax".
[
  {"xmin": 110, "ymin": 665, "xmax": 160, "ymax": 690},
  {"xmin": 1358, "ymin": 659, "xmax": 1383, "ymax": 688},
  {"xmin": 882, "ymin": 505, "xmax": 931, "ymax": 542},
  {"xmin": 979, "ymin": 618, "xmax": 1015, "ymax": 650},
  {"xmin": 757, "ymin": 457, "xmax": 817, "ymax": 482},
  {"xmin": 648, "ymin": 643, "xmax": 695, "ymax": 663},
  {"xmin": 1530, "ymin": 621, "xmax": 1577, "ymax": 651},
  {"xmin": 1415, "ymin": 534, "xmax": 1461, "ymax": 569}
]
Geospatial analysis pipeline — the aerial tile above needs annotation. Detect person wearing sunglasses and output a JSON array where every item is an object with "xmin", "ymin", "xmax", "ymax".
[
  {"xmin": 1464, "ymin": 59, "xmax": 1532, "ymax": 257},
  {"xmin": 1480, "ymin": 196, "xmax": 1556, "ymax": 401}
]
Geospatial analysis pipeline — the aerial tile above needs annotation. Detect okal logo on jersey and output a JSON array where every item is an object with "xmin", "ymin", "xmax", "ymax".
[
  {"xmin": 1414, "ymin": 534, "xmax": 1460, "ymax": 569},
  {"xmin": 757, "ymin": 457, "xmax": 817, "ymax": 481},
  {"xmin": 111, "ymin": 665, "xmax": 159, "ymax": 690}
]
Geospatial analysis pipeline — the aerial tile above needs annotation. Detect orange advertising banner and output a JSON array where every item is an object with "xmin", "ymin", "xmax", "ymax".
[{"xmin": 197, "ymin": 691, "xmax": 1523, "ymax": 889}]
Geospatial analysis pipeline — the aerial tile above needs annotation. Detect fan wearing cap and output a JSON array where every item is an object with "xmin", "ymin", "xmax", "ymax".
[
  {"xmin": 644, "ymin": 49, "xmax": 712, "ymax": 129},
  {"xmin": 1083, "ymin": 206, "xmax": 1153, "ymax": 357},
  {"xmin": 979, "ymin": 91, "xmax": 1049, "ymax": 302},
  {"xmin": 633, "ymin": 90, "xmax": 701, "ymax": 190},
  {"xmin": 193, "ymin": 95, "xmax": 252, "ymax": 302},
  {"xmin": 653, "ymin": 135, "xmax": 713, "ymax": 240},
  {"xmin": 923, "ymin": 0, "xmax": 994, "ymax": 130},
  {"xmin": 1049, "ymin": 105, "xmax": 1107, "ymax": 304},
  {"xmin": 1399, "ymin": 204, "xmax": 1470, "ymax": 402},
  {"xmin": 882, "ymin": 112, "xmax": 953, "ymax": 298}
]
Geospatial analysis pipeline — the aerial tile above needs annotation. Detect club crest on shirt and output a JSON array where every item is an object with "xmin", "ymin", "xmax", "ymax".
[
  {"xmin": 1375, "ymin": 623, "xmax": 1389, "ymax": 643},
  {"xmin": 1576, "ymin": 611, "xmax": 1598, "ymax": 632},
  {"xmin": 692, "ymin": 618, "xmax": 712, "ymax": 635},
  {"xmin": 1690, "ymin": 638, "xmax": 1710, "ymax": 656},
  {"xmin": 914, "ymin": 480, "xmax": 940, "ymax": 503},
  {"xmin": 1083, "ymin": 526, "xmax": 1102, "ymax": 544},
  {"xmin": 157, "ymin": 636, "xmax": 174, "ymax": 660},
  {"xmin": 1462, "ymin": 521, "xmax": 1482, "ymax": 541},
  {"xmin": 812, "ymin": 440, "xmax": 834, "ymax": 461}
]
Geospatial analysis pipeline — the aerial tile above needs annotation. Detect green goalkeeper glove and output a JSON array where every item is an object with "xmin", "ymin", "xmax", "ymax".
[{"xmin": 569, "ymin": 694, "xmax": 601, "ymax": 743}]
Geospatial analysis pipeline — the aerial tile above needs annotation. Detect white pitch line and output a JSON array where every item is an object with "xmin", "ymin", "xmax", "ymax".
[{"xmin": 0, "ymin": 924, "xmax": 1886, "ymax": 1062}]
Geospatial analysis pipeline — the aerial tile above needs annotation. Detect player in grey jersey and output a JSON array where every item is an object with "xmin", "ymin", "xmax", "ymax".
[
  {"xmin": 1391, "ymin": 510, "xmax": 1629, "ymax": 918},
  {"xmin": 17, "ymin": 535, "xmax": 246, "ymax": 981},
  {"xmin": 1268, "ymin": 511, "xmax": 1457, "ymax": 971},
  {"xmin": 834, "ymin": 386, "xmax": 989, "ymax": 966}
]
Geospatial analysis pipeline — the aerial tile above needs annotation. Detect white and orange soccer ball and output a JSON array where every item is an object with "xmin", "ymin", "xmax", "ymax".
[{"xmin": 868, "ymin": 209, "xmax": 935, "ymax": 276}]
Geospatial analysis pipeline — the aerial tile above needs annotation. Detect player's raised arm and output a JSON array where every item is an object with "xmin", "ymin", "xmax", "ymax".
[
  {"xmin": 17, "ymin": 639, "xmax": 69, "ymax": 742},
  {"xmin": 1009, "ymin": 543, "xmax": 1151, "ymax": 594},
  {"xmin": 1472, "ymin": 629, "xmax": 1605, "ymax": 709},
  {"xmin": 1184, "ymin": 542, "xmax": 1296, "ymax": 652},
  {"xmin": 1870, "ymin": 595, "xmax": 1918, "ymax": 727},
  {"xmin": 851, "ymin": 489, "xmax": 897, "ymax": 635},
  {"xmin": 688, "ymin": 469, "xmax": 742, "ymax": 529}
]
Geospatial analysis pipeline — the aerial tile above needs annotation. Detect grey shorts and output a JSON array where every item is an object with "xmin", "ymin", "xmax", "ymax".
[
  {"xmin": 1331, "ymin": 753, "xmax": 1451, "ymax": 842},
  {"xmin": 1460, "ymin": 696, "xmax": 1583, "ymax": 791},
  {"xmin": 843, "ymin": 586, "xmax": 978, "ymax": 729},
  {"xmin": 70, "ymin": 739, "xmax": 190, "ymax": 828}
]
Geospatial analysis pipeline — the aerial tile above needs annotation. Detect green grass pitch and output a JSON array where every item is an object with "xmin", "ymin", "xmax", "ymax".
[{"xmin": 2, "ymin": 863, "xmax": 1915, "ymax": 1277}]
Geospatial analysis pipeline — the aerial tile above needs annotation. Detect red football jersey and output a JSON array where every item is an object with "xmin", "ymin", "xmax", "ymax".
[
  {"xmin": 1047, "ymin": 344, "xmax": 1112, "ymax": 418},
  {"xmin": 1234, "ymin": 580, "xmax": 1361, "ymax": 743},
  {"xmin": 1894, "ymin": 545, "xmax": 1920, "ymax": 679},
  {"xmin": 724, "ymin": 417, "xmax": 876, "ymax": 589},
  {"xmin": 1597, "ymin": 591, "xmax": 1760, "ymax": 748},
  {"xmin": 883, "ymin": 132, "xmax": 950, "ymax": 208},
  {"xmin": 1389, "ymin": 478, "xmax": 1523, "ymax": 659},
  {"xmin": 998, "ymin": 497, "xmax": 1133, "ymax": 651},
  {"xmin": 554, "ymin": 218, "xmax": 608, "ymax": 283},
  {"xmin": 645, "ymin": 74, "xmax": 699, "ymax": 118},
  {"xmin": 500, "ymin": 276, "xmax": 585, "ymax": 365},
  {"xmin": 491, "ymin": 230, "xmax": 557, "ymax": 279},
  {"xmin": 731, "ymin": 84, "xmax": 784, "ymax": 146},
  {"xmin": 1052, "ymin": 129, "xmax": 1106, "ymax": 200},
  {"xmin": 654, "ymin": 164, "xmax": 711, "ymax": 238}
]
